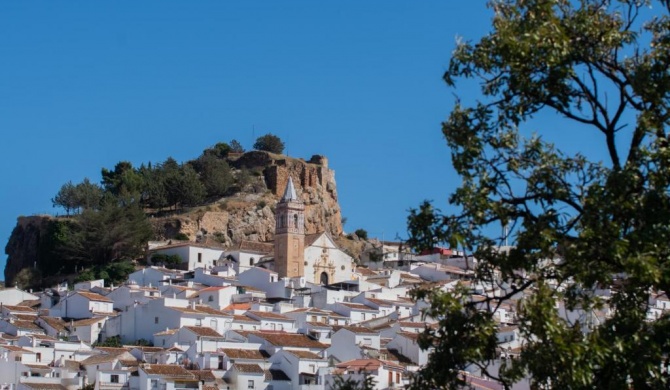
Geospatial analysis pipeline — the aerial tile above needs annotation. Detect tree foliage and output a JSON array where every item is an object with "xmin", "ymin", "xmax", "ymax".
[
  {"xmin": 253, "ymin": 133, "xmax": 285, "ymax": 154},
  {"xmin": 52, "ymin": 178, "xmax": 103, "ymax": 215},
  {"xmin": 191, "ymin": 154, "xmax": 234, "ymax": 198},
  {"xmin": 408, "ymin": 1, "xmax": 670, "ymax": 388},
  {"xmin": 354, "ymin": 228, "xmax": 368, "ymax": 240},
  {"xmin": 59, "ymin": 200, "xmax": 153, "ymax": 268},
  {"xmin": 229, "ymin": 139, "xmax": 245, "ymax": 153}
]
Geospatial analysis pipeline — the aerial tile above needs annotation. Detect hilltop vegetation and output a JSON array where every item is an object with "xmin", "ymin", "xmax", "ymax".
[
  {"xmin": 5, "ymin": 133, "xmax": 351, "ymax": 290},
  {"xmin": 6, "ymin": 135, "xmax": 293, "ymax": 289}
]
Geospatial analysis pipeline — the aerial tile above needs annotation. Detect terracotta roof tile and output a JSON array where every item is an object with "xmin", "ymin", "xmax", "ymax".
[
  {"xmin": 335, "ymin": 326, "xmax": 379, "ymax": 335},
  {"xmin": 220, "ymin": 348, "xmax": 269, "ymax": 360},
  {"xmin": 2, "ymin": 305, "xmax": 37, "ymax": 313},
  {"xmin": 286, "ymin": 350, "xmax": 324, "ymax": 360},
  {"xmin": 76, "ymin": 291, "xmax": 113, "ymax": 303},
  {"xmin": 12, "ymin": 320, "xmax": 42, "ymax": 331},
  {"xmin": 141, "ymin": 364, "xmax": 195, "ymax": 378},
  {"xmin": 249, "ymin": 331, "xmax": 327, "ymax": 349},
  {"xmin": 183, "ymin": 326, "xmax": 224, "ymax": 338},
  {"xmin": 233, "ymin": 363, "xmax": 265, "ymax": 374},
  {"xmin": 237, "ymin": 241, "xmax": 274, "ymax": 254},
  {"xmin": 245, "ymin": 311, "xmax": 293, "ymax": 321}
]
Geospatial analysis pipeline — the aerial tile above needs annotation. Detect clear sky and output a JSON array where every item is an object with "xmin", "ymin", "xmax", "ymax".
[{"xmin": 0, "ymin": 1, "xmax": 496, "ymax": 276}]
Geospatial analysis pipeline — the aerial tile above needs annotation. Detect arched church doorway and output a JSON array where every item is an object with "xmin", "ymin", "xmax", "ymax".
[{"xmin": 320, "ymin": 272, "xmax": 329, "ymax": 285}]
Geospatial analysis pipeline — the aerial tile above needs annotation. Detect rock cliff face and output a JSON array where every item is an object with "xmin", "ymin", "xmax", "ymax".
[
  {"xmin": 154, "ymin": 152, "xmax": 343, "ymax": 246},
  {"xmin": 4, "ymin": 151, "xmax": 344, "ymax": 285},
  {"xmin": 4, "ymin": 216, "xmax": 53, "ymax": 286}
]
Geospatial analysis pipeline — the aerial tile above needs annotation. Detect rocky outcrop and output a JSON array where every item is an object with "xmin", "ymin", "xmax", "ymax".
[
  {"xmin": 154, "ymin": 152, "xmax": 343, "ymax": 246},
  {"xmin": 4, "ymin": 216, "xmax": 53, "ymax": 286}
]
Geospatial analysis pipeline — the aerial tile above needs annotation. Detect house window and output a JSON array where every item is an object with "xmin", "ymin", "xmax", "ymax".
[
  {"xmin": 154, "ymin": 317, "xmax": 159, "ymax": 324},
  {"xmin": 250, "ymin": 257, "xmax": 255, "ymax": 266},
  {"xmin": 98, "ymin": 323, "xmax": 103, "ymax": 329},
  {"xmin": 208, "ymin": 295, "xmax": 214, "ymax": 302},
  {"xmin": 198, "ymin": 253, "xmax": 202, "ymax": 263},
  {"xmin": 111, "ymin": 374, "xmax": 119, "ymax": 383},
  {"xmin": 196, "ymin": 319, "xmax": 202, "ymax": 326},
  {"xmin": 311, "ymin": 315, "xmax": 317, "ymax": 322},
  {"xmin": 361, "ymin": 313, "xmax": 366, "ymax": 321},
  {"xmin": 309, "ymin": 364, "xmax": 315, "ymax": 373},
  {"xmin": 247, "ymin": 380, "xmax": 255, "ymax": 389}
]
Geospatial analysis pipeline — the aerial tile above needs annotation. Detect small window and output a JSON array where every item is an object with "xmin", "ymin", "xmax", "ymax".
[
  {"xmin": 198, "ymin": 253, "xmax": 202, "ymax": 263},
  {"xmin": 111, "ymin": 374, "xmax": 119, "ymax": 383},
  {"xmin": 250, "ymin": 257, "xmax": 255, "ymax": 266},
  {"xmin": 248, "ymin": 380, "xmax": 255, "ymax": 389},
  {"xmin": 208, "ymin": 295, "xmax": 214, "ymax": 302},
  {"xmin": 154, "ymin": 317, "xmax": 159, "ymax": 324}
]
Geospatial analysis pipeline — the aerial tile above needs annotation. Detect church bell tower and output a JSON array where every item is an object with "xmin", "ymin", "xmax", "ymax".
[{"xmin": 274, "ymin": 176, "xmax": 305, "ymax": 279}]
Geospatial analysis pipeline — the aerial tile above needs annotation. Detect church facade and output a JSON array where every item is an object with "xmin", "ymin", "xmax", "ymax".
[{"xmin": 273, "ymin": 177, "xmax": 354, "ymax": 285}]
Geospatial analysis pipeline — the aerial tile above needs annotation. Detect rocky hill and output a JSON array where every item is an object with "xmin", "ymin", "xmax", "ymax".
[
  {"xmin": 153, "ymin": 152, "xmax": 344, "ymax": 245},
  {"xmin": 4, "ymin": 151, "xmax": 345, "ymax": 286}
]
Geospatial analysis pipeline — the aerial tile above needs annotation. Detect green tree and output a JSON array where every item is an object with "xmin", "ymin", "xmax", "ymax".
[
  {"xmin": 101, "ymin": 161, "xmax": 143, "ymax": 203},
  {"xmin": 52, "ymin": 181, "xmax": 78, "ymax": 215},
  {"xmin": 74, "ymin": 178, "xmax": 103, "ymax": 211},
  {"xmin": 191, "ymin": 154, "xmax": 234, "ymax": 198},
  {"xmin": 161, "ymin": 157, "xmax": 206, "ymax": 209},
  {"xmin": 253, "ymin": 133, "xmax": 285, "ymax": 154},
  {"xmin": 59, "ymin": 200, "xmax": 153, "ymax": 268},
  {"xmin": 139, "ymin": 162, "xmax": 169, "ymax": 210},
  {"xmin": 408, "ymin": 1, "xmax": 670, "ymax": 389},
  {"xmin": 229, "ymin": 139, "xmax": 245, "ymax": 153},
  {"xmin": 354, "ymin": 229, "xmax": 368, "ymax": 240},
  {"xmin": 203, "ymin": 142, "xmax": 232, "ymax": 159},
  {"xmin": 53, "ymin": 179, "xmax": 102, "ymax": 215}
]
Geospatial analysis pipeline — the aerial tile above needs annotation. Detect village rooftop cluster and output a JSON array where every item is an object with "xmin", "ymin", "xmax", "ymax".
[{"xmin": 0, "ymin": 179, "xmax": 656, "ymax": 390}]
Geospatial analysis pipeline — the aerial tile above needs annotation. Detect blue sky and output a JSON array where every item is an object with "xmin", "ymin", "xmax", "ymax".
[{"xmin": 0, "ymin": 2, "xmax": 497, "ymax": 275}]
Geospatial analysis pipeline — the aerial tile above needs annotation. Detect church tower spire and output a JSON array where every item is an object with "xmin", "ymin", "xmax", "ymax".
[{"xmin": 274, "ymin": 176, "xmax": 305, "ymax": 279}]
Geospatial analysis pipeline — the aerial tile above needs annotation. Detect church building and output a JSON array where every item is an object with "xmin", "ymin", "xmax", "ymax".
[{"xmin": 273, "ymin": 177, "xmax": 354, "ymax": 285}]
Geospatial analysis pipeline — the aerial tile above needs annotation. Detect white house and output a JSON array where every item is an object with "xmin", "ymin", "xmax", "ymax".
[
  {"xmin": 0, "ymin": 287, "xmax": 39, "ymax": 306},
  {"xmin": 269, "ymin": 349, "xmax": 329, "ymax": 390},
  {"xmin": 385, "ymin": 332, "xmax": 432, "ymax": 366},
  {"xmin": 149, "ymin": 242, "xmax": 225, "ymax": 271},
  {"xmin": 328, "ymin": 326, "xmax": 381, "ymax": 363},
  {"xmin": 49, "ymin": 291, "xmax": 114, "ymax": 319},
  {"xmin": 137, "ymin": 364, "xmax": 200, "ymax": 390}
]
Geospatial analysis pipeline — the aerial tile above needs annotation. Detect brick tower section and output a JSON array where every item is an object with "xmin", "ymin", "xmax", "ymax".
[{"xmin": 274, "ymin": 177, "xmax": 305, "ymax": 279}]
